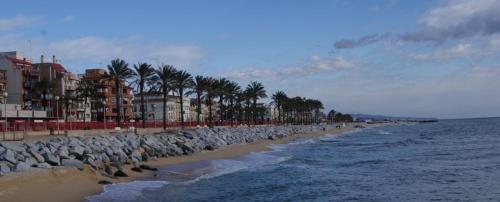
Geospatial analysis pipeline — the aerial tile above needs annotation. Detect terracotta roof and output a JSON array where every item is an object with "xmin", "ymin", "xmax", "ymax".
[{"xmin": 3, "ymin": 56, "xmax": 32, "ymax": 66}]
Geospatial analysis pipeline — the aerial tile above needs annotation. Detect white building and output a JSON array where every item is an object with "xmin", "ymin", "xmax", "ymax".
[{"xmin": 132, "ymin": 94, "xmax": 191, "ymax": 121}]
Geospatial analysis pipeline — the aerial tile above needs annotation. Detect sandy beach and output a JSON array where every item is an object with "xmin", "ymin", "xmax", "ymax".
[{"xmin": 0, "ymin": 125, "xmax": 358, "ymax": 202}]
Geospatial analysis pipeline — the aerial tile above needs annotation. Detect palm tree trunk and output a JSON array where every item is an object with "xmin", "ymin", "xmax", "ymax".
[
  {"xmin": 252, "ymin": 99, "xmax": 257, "ymax": 125},
  {"xmin": 115, "ymin": 80, "xmax": 122, "ymax": 128},
  {"xmin": 208, "ymin": 98, "xmax": 213, "ymax": 124},
  {"xmin": 179, "ymin": 88, "xmax": 185, "ymax": 129},
  {"xmin": 196, "ymin": 93, "xmax": 201, "ymax": 126},
  {"xmin": 162, "ymin": 88, "xmax": 167, "ymax": 131},
  {"xmin": 83, "ymin": 98, "xmax": 87, "ymax": 129},
  {"xmin": 229, "ymin": 99, "xmax": 234, "ymax": 127},
  {"xmin": 140, "ymin": 83, "xmax": 146, "ymax": 128}
]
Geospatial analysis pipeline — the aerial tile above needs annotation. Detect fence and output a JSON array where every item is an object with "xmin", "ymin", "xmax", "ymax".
[{"xmin": 0, "ymin": 119, "xmax": 281, "ymax": 132}]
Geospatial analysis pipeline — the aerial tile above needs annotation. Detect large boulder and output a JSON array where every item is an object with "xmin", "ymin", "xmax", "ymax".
[
  {"xmin": 42, "ymin": 152, "xmax": 60, "ymax": 166},
  {"xmin": 1, "ymin": 149, "xmax": 17, "ymax": 164},
  {"xmin": 15, "ymin": 161, "xmax": 30, "ymax": 172},
  {"xmin": 61, "ymin": 159, "xmax": 84, "ymax": 170}
]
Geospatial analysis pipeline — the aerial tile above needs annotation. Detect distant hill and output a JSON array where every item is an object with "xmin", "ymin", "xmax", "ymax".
[{"xmin": 351, "ymin": 114, "xmax": 438, "ymax": 122}]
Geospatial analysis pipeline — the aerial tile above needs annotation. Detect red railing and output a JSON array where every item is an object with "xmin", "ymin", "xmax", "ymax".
[{"xmin": 0, "ymin": 119, "xmax": 281, "ymax": 132}]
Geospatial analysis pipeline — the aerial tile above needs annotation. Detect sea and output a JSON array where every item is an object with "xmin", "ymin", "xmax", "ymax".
[{"xmin": 87, "ymin": 118, "xmax": 500, "ymax": 202}]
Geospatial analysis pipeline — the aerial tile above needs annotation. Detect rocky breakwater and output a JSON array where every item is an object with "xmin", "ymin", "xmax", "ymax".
[{"xmin": 0, "ymin": 125, "xmax": 332, "ymax": 176}]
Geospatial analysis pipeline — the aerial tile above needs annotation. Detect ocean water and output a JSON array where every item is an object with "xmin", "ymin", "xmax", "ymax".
[{"xmin": 87, "ymin": 118, "xmax": 500, "ymax": 202}]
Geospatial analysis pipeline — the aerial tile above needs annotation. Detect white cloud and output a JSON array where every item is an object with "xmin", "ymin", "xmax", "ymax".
[
  {"xmin": 226, "ymin": 56, "xmax": 354, "ymax": 81},
  {"xmin": 401, "ymin": 0, "xmax": 500, "ymax": 42},
  {"xmin": 409, "ymin": 43, "xmax": 476, "ymax": 61},
  {"xmin": 47, "ymin": 36, "xmax": 205, "ymax": 70},
  {"xmin": 0, "ymin": 14, "xmax": 40, "ymax": 32}
]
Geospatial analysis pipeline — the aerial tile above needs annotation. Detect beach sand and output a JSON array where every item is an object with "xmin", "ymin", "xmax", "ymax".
[{"xmin": 0, "ymin": 125, "xmax": 358, "ymax": 202}]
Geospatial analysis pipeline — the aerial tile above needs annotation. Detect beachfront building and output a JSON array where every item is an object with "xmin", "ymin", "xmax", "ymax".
[
  {"xmin": 35, "ymin": 55, "xmax": 91, "ymax": 122},
  {"xmin": 132, "ymin": 94, "xmax": 191, "ymax": 122},
  {"xmin": 189, "ymin": 98, "xmax": 209, "ymax": 122},
  {"xmin": 82, "ymin": 69, "xmax": 134, "ymax": 122}
]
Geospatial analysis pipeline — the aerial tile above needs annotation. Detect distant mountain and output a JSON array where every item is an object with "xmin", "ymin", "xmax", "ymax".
[{"xmin": 351, "ymin": 114, "xmax": 437, "ymax": 121}]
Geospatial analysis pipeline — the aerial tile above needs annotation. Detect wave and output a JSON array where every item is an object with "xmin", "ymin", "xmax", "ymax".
[
  {"xmin": 375, "ymin": 130, "xmax": 393, "ymax": 135},
  {"xmin": 87, "ymin": 152, "xmax": 291, "ymax": 201},
  {"xmin": 86, "ymin": 180, "xmax": 169, "ymax": 202},
  {"xmin": 182, "ymin": 152, "xmax": 292, "ymax": 185}
]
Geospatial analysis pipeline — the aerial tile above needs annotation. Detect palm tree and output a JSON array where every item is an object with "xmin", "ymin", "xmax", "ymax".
[
  {"xmin": 204, "ymin": 77, "xmax": 217, "ymax": 125},
  {"xmin": 225, "ymin": 81, "xmax": 241, "ymax": 127},
  {"xmin": 132, "ymin": 62, "xmax": 155, "ymax": 128},
  {"xmin": 245, "ymin": 81, "xmax": 267, "ymax": 125},
  {"xmin": 328, "ymin": 109, "xmax": 336, "ymax": 124},
  {"xmin": 172, "ymin": 70, "xmax": 193, "ymax": 129},
  {"xmin": 76, "ymin": 79, "xmax": 97, "ymax": 128},
  {"xmin": 154, "ymin": 64, "xmax": 176, "ymax": 131},
  {"xmin": 107, "ymin": 58, "xmax": 134, "ymax": 128},
  {"xmin": 189, "ymin": 76, "xmax": 209, "ymax": 126},
  {"xmin": 215, "ymin": 78, "xmax": 230, "ymax": 122},
  {"xmin": 271, "ymin": 91, "xmax": 287, "ymax": 124}
]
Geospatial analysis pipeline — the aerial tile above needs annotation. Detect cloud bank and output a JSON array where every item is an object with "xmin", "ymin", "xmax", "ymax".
[{"xmin": 401, "ymin": 0, "xmax": 500, "ymax": 42}]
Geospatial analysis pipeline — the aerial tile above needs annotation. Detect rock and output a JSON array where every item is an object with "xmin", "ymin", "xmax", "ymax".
[
  {"xmin": 1, "ymin": 149, "xmax": 17, "ymax": 164},
  {"xmin": 139, "ymin": 164, "xmax": 158, "ymax": 171},
  {"xmin": 131, "ymin": 167, "xmax": 142, "ymax": 173},
  {"xmin": 42, "ymin": 152, "xmax": 60, "ymax": 166},
  {"xmin": 0, "ymin": 162, "xmax": 11, "ymax": 175},
  {"xmin": 29, "ymin": 150, "xmax": 45, "ymax": 163},
  {"xmin": 98, "ymin": 180, "xmax": 112, "ymax": 185},
  {"xmin": 114, "ymin": 170, "xmax": 129, "ymax": 177},
  {"xmin": 1, "ymin": 142, "xmax": 26, "ymax": 153},
  {"xmin": 104, "ymin": 164, "xmax": 113, "ymax": 176},
  {"xmin": 15, "ymin": 161, "xmax": 30, "ymax": 172},
  {"xmin": 34, "ymin": 163, "xmax": 52, "ymax": 169},
  {"xmin": 69, "ymin": 146, "xmax": 85, "ymax": 158},
  {"xmin": 61, "ymin": 159, "xmax": 84, "ymax": 170}
]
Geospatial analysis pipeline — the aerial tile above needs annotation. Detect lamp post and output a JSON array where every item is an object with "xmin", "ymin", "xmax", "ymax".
[
  {"xmin": 55, "ymin": 96, "xmax": 59, "ymax": 135},
  {"xmin": 3, "ymin": 92, "xmax": 8, "ymax": 133},
  {"xmin": 103, "ymin": 100, "xmax": 106, "ymax": 130}
]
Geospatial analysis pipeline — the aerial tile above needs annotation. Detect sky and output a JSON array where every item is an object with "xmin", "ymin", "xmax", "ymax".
[{"xmin": 1, "ymin": 0, "xmax": 500, "ymax": 119}]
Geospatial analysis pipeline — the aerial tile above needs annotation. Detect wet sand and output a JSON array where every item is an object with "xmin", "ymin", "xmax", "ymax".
[{"xmin": 0, "ymin": 125, "xmax": 359, "ymax": 202}]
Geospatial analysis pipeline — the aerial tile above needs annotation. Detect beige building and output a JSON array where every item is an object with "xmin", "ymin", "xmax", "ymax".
[{"xmin": 133, "ymin": 94, "xmax": 191, "ymax": 122}]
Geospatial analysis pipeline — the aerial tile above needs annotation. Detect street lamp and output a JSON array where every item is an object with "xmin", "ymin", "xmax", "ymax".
[
  {"xmin": 55, "ymin": 96, "xmax": 59, "ymax": 135},
  {"xmin": 3, "ymin": 92, "xmax": 8, "ymax": 133},
  {"xmin": 102, "ymin": 100, "xmax": 106, "ymax": 130}
]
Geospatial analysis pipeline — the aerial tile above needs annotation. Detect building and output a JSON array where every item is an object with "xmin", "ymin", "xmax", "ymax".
[
  {"xmin": 189, "ymin": 98, "xmax": 209, "ymax": 122},
  {"xmin": 132, "ymin": 94, "xmax": 191, "ymax": 122},
  {"xmin": 34, "ymin": 55, "xmax": 91, "ymax": 122},
  {"xmin": 0, "ymin": 51, "xmax": 48, "ymax": 120},
  {"xmin": 0, "ymin": 51, "xmax": 42, "ymax": 110},
  {"xmin": 0, "ymin": 69, "xmax": 6, "ymax": 99},
  {"xmin": 82, "ymin": 69, "xmax": 134, "ymax": 122}
]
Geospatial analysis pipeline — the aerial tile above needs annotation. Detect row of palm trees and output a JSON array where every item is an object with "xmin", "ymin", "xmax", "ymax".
[
  {"xmin": 103, "ymin": 58, "xmax": 270, "ymax": 129},
  {"xmin": 271, "ymin": 91, "xmax": 325, "ymax": 125},
  {"xmin": 37, "ymin": 58, "xmax": 334, "ymax": 130}
]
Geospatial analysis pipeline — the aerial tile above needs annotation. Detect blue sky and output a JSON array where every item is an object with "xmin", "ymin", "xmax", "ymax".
[{"xmin": 1, "ymin": 0, "xmax": 500, "ymax": 119}]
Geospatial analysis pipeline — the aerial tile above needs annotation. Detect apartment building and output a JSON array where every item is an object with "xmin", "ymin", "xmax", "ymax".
[
  {"xmin": 34, "ymin": 55, "xmax": 90, "ymax": 122},
  {"xmin": 132, "ymin": 94, "xmax": 191, "ymax": 122},
  {"xmin": 0, "ymin": 51, "xmax": 44, "ymax": 108},
  {"xmin": 0, "ymin": 70, "xmax": 6, "ymax": 100},
  {"xmin": 82, "ymin": 69, "xmax": 133, "ymax": 122}
]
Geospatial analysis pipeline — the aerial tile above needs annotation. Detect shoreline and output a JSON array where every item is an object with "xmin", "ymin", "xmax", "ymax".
[{"xmin": 0, "ymin": 124, "xmax": 362, "ymax": 202}]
